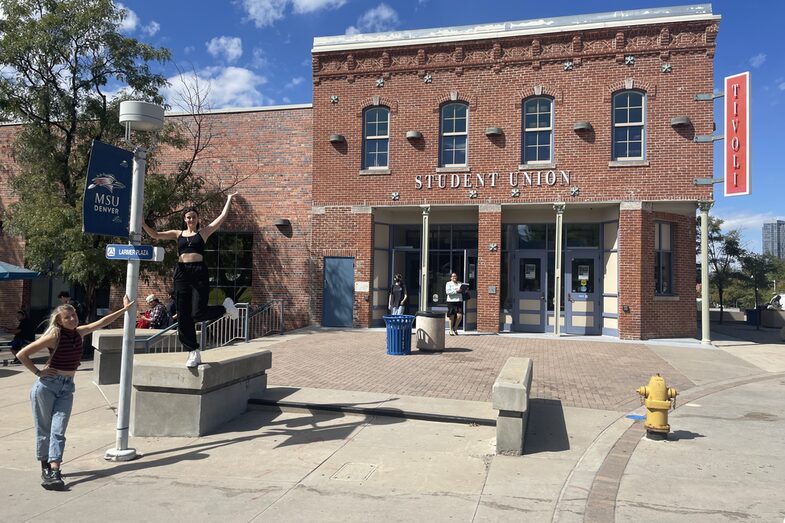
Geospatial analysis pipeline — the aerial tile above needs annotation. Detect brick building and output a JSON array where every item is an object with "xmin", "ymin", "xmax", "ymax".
[
  {"xmin": 310, "ymin": 4, "xmax": 718, "ymax": 339},
  {"xmin": 1, "ymin": 5, "xmax": 719, "ymax": 340}
]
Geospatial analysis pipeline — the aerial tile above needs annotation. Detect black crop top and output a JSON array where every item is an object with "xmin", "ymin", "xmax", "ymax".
[{"xmin": 177, "ymin": 231, "xmax": 205, "ymax": 255}]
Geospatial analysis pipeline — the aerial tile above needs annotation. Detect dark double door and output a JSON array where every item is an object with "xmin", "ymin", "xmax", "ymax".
[{"xmin": 512, "ymin": 251, "xmax": 601, "ymax": 334}]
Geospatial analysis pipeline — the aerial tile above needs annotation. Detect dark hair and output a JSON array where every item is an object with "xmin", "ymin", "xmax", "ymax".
[
  {"xmin": 182, "ymin": 207, "xmax": 200, "ymax": 230},
  {"xmin": 57, "ymin": 291, "xmax": 70, "ymax": 299},
  {"xmin": 394, "ymin": 273, "xmax": 402, "ymax": 281}
]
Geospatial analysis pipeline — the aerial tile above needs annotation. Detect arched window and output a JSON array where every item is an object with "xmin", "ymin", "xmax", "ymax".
[
  {"xmin": 522, "ymin": 97, "xmax": 553, "ymax": 164},
  {"xmin": 612, "ymin": 91, "xmax": 645, "ymax": 160},
  {"xmin": 363, "ymin": 106, "xmax": 389, "ymax": 169},
  {"xmin": 440, "ymin": 102, "xmax": 468, "ymax": 167}
]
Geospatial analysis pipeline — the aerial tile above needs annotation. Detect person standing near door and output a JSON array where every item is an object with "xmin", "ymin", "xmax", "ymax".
[
  {"xmin": 445, "ymin": 272, "xmax": 463, "ymax": 335},
  {"xmin": 388, "ymin": 274, "xmax": 408, "ymax": 315}
]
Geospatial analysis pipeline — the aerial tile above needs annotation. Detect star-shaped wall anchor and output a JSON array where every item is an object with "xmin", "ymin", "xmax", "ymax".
[
  {"xmin": 624, "ymin": 55, "xmax": 635, "ymax": 66},
  {"xmin": 510, "ymin": 188, "xmax": 520, "ymax": 197},
  {"xmin": 423, "ymin": 73, "xmax": 433, "ymax": 83},
  {"xmin": 391, "ymin": 192, "xmax": 400, "ymax": 201},
  {"xmin": 468, "ymin": 190, "xmax": 478, "ymax": 199},
  {"xmin": 661, "ymin": 63, "xmax": 672, "ymax": 73},
  {"xmin": 375, "ymin": 78, "xmax": 384, "ymax": 88},
  {"xmin": 563, "ymin": 60, "xmax": 573, "ymax": 71},
  {"xmin": 329, "ymin": 95, "xmax": 339, "ymax": 104},
  {"xmin": 570, "ymin": 186, "xmax": 580, "ymax": 197}
]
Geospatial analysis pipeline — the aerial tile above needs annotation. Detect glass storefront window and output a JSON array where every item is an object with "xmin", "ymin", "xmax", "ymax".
[
  {"xmin": 205, "ymin": 232, "xmax": 253, "ymax": 303},
  {"xmin": 565, "ymin": 224, "xmax": 599, "ymax": 248},
  {"xmin": 517, "ymin": 224, "xmax": 547, "ymax": 249},
  {"xmin": 391, "ymin": 225, "xmax": 420, "ymax": 249},
  {"xmin": 452, "ymin": 225, "xmax": 477, "ymax": 249}
]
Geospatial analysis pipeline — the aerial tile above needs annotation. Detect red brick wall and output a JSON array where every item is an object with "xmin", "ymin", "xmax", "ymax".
[
  {"xmin": 477, "ymin": 207, "xmax": 501, "ymax": 332},
  {"xmin": 3, "ymin": 107, "xmax": 315, "ymax": 331}
]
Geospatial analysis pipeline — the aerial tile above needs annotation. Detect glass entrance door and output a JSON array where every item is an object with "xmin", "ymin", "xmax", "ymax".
[
  {"xmin": 565, "ymin": 252, "xmax": 601, "ymax": 335},
  {"xmin": 512, "ymin": 252, "xmax": 547, "ymax": 332}
]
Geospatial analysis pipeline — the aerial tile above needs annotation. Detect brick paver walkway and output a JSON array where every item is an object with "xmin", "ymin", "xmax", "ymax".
[{"xmin": 264, "ymin": 329, "xmax": 694, "ymax": 411}]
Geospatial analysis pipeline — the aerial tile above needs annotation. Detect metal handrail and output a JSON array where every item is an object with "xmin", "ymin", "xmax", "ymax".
[{"xmin": 139, "ymin": 301, "xmax": 284, "ymax": 353}]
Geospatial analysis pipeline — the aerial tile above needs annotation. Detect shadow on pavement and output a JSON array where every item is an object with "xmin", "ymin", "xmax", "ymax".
[
  {"xmin": 524, "ymin": 398, "xmax": 570, "ymax": 454},
  {"xmin": 668, "ymin": 429, "xmax": 705, "ymax": 441},
  {"xmin": 410, "ymin": 347, "xmax": 473, "ymax": 355}
]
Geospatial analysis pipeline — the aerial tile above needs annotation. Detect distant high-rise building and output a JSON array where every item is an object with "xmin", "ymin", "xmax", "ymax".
[{"xmin": 762, "ymin": 220, "xmax": 785, "ymax": 259}]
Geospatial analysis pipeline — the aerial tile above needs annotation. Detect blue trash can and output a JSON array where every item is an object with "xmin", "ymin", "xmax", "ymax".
[
  {"xmin": 383, "ymin": 314, "xmax": 415, "ymax": 355},
  {"xmin": 745, "ymin": 308, "xmax": 759, "ymax": 326}
]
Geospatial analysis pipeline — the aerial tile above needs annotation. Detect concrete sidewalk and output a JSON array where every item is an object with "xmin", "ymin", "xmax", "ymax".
[{"xmin": 1, "ymin": 326, "xmax": 784, "ymax": 522}]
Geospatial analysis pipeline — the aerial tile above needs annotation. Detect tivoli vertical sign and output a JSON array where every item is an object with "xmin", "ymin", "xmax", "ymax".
[{"xmin": 724, "ymin": 72, "xmax": 750, "ymax": 197}]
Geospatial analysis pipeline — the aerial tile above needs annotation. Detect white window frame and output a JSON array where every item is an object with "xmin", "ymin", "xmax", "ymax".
[
  {"xmin": 612, "ymin": 90, "xmax": 646, "ymax": 161},
  {"xmin": 522, "ymin": 96, "xmax": 554, "ymax": 164},
  {"xmin": 440, "ymin": 102, "xmax": 469, "ymax": 167},
  {"xmin": 363, "ymin": 106, "xmax": 390, "ymax": 169}
]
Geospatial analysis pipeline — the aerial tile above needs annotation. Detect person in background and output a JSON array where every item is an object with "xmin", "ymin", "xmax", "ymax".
[
  {"xmin": 167, "ymin": 290, "xmax": 178, "ymax": 322},
  {"xmin": 145, "ymin": 294, "xmax": 170, "ymax": 329},
  {"xmin": 17, "ymin": 295, "xmax": 134, "ymax": 491},
  {"xmin": 445, "ymin": 272, "xmax": 464, "ymax": 336},
  {"xmin": 7, "ymin": 309, "xmax": 36, "ymax": 363},
  {"xmin": 388, "ymin": 274, "xmax": 408, "ymax": 315}
]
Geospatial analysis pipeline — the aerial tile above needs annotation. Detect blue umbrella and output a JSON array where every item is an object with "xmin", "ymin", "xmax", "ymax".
[{"xmin": 0, "ymin": 261, "xmax": 40, "ymax": 280}]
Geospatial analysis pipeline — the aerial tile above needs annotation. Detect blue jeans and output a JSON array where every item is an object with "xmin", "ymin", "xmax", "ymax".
[{"xmin": 30, "ymin": 375, "xmax": 75, "ymax": 463}]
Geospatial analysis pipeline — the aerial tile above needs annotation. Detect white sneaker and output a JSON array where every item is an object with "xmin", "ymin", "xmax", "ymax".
[
  {"xmin": 185, "ymin": 350, "xmax": 201, "ymax": 368},
  {"xmin": 223, "ymin": 298, "xmax": 239, "ymax": 320}
]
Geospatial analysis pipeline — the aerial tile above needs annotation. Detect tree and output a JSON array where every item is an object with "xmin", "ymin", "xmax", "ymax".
[
  {"xmin": 739, "ymin": 253, "xmax": 778, "ymax": 328},
  {"xmin": 698, "ymin": 216, "xmax": 743, "ymax": 323},
  {"xmin": 0, "ymin": 1, "xmax": 232, "ymax": 318}
]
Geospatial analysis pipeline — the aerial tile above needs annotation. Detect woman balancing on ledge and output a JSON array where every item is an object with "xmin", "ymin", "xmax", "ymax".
[
  {"xmin": 17, "ymin": 295, "xmax": 135, "ymax": 491},
  {"xmin": 142, "ymin": 192, "xmax": 240, "ymax": 369}
]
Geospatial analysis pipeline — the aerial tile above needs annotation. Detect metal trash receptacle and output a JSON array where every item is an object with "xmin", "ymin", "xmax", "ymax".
[
  {"xmin": 383, "ymin": 314, "xmax": 415, "ymax": 355},
  {"xmin": 745, "ymin": 308, "xmax": 759, "ymax": 326},
  {"xmin": 415, "ymin": 311, "xmax": 445, "ymax": 351}
]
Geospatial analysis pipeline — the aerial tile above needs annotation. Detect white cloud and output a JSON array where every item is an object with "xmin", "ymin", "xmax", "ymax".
[
  {"xmin": 292, "ymin": 0, "xmax": 346, "ymax": 13},
  {"xmin": 251, "ymin": 48, "xmax": 269, "ymax": 69},
  {"xmin": 346, "ymin": 3, "xmax": 399, "ymax": 35},
  {"xmin": 239, "ymin": 0, "xmax": 289, "ymax": 27},
  {"xmin": 142, "ymin": 21, "xmax": 160, "ymax": 37},
  {"xmin": 285, "ymin": 76, "xmax": 304, "ymax": 89},
  {"xmin": 715, "ymin": 211, "xmax": 785, "ymax": 253},
  {"xmin": 239, "ymin": 0, "xmax": 345, "ymax": 27},
  {"xmin": 749, "ymin": 53, "xmax": 766, "ymax": 68},
  {"xmin": 282, "ymin": 96, "xmax": 292, "ymax": 103},
  {"xmin": 163, "ymin": 66, "xmax": 271, "ymax": 110},
  {"xmin": 116, "ymin": 2, "xmax": 139, "ymax": 32},
  {"xmin": 184, "ymin": 46, "xmax": 196, "ymax": 55},
  {"xmin": 778, "ymin": 81, "xmax": 785, "ymax": 91},
  {"xmin": 206, "ymin": 36, "xmax": 244, "ymax": 63}
]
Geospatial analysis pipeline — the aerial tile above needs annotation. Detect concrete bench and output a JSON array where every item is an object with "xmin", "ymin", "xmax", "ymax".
[
  {"xmin": 131, "ymin": 345, "xmax": 272, "ymax": 437},
  {"xmin": 492, "ymin": 357, "xmax": 533, "ymax": 456},
  {"xmin": 93, "ymin": 328, "xmax": 182, "ymax": 385}
]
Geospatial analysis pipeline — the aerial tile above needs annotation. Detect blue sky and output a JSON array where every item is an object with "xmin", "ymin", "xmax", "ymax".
[{"xmin": 118, "ymin": 0, "xmax": 784, "ymax": 252}]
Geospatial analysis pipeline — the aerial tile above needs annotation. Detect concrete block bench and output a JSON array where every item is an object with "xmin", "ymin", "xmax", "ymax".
[
  {"xmin": 131, "ymin": 346, "xmax": 272, "ymax": 437},
  {"xmin": 492, "ymin": 357, "xmax": 533, "ymax": 456},
  {"xmin": 93, "ymin": 329, "xmax": 182, "ymax": 385}
]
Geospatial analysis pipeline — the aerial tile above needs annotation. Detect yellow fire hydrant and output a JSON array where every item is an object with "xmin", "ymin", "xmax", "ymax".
[{"xmin": 636, "ymin": 374, "xmax": 677, "ymax": 438}]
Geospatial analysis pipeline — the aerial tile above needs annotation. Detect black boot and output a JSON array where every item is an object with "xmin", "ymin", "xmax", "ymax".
[
  {"xmin": 40, "ymin": 460, "xmax": 50, "ymax": 483},
  {"xmin": 41, "ymin": 468, "xmax": 65, "ymax": 491}
]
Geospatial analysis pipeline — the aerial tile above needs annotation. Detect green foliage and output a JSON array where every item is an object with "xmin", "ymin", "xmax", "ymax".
[
  {"xmin": 697, "ymin": 215, "xmax": 744, "ymax": 317},
  {"xmin": 0, "ymin": 0, "xmax": 232, "ymax": 316},
  {"xmin": 739, "ymin": 253, "xmax": 778, "ymax": 308}
]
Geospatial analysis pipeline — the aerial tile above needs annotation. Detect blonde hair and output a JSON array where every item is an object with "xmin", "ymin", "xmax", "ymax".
[{"xmin": 43, "ymin": 304, "xmax": 77, "ymax": 343}]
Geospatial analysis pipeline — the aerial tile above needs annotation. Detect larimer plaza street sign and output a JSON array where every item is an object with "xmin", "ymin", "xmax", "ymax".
[{"xmin": 105, "ymin": 244, "xmax": 164, "ymax": 261}]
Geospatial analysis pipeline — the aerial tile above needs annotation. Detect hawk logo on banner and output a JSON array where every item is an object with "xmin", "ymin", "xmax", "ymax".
[
  {"xmin": 83, "ymin": 140, "xmax": 134, "ymax": 237},
  {"xmin": 724, "ymin": 72, "xmax": 750, "ymax": 197}
]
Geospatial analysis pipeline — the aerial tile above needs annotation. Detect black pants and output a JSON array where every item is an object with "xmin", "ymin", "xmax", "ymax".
[{"xmin": 173, "ymin": 262, "xmax": 225, "ymax": 350}]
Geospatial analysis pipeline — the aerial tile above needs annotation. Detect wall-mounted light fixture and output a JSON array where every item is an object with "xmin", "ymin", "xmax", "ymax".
[
  {"xmin": 670, "ymin": 115, "xmax": 692, "ymax": 128},
  {"xmin": 329, "ymin": 134, "xmax": 345, "ymax": 143},
  {"xmin": 274, "ymin": 218, "xmax": 290, "ymax": 226},
  {"xmin": 573, "ymin": 121, "xmax": 593, "ymax": 131},
  {"xmin": 485, "ymin": 127, "xmax": 503, "ymax": 136},
  {"xmin": 406, "ymin": 130, "xmax": 422, "ymax": 140}
]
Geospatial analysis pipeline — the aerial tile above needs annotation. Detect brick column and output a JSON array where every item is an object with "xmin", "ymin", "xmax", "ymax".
[
  {"xmin": 618, "ymin": 202, "xmax": 654, "ymax": 339},
  {"xmin": 477, "ymin": 205, "xmax": 501, "ymax": 333}
]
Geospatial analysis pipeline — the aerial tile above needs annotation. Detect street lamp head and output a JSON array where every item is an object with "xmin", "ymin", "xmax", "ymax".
[{"xmin": 119, "ymin": 101, "xmax": 165, "ymax": 132}]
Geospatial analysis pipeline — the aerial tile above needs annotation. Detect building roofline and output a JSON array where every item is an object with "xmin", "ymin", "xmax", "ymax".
[
  {"xmin": 312, "ymin": 4, "xmax": 719, "ymax": 53},
  {"xmin": 0, "ymin": 103, "xmax": 312, "ymax": 127}
]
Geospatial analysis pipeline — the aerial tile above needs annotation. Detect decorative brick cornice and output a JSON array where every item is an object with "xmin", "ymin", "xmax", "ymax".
[
  {"xmin": 433, "ymin": 90, "xmax": 478, "ymax": 111},
  {"xmin": 313, "ymin": 21, "xmax": 716, "ymax": 82}
]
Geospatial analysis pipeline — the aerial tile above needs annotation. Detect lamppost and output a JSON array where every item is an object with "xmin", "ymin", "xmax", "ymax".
[{"xmin": 105, "ymin": 101, "xmax": 164, "ymax": 461}]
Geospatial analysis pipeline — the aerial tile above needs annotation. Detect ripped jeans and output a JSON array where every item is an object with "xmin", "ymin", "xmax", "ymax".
[{"xmin": 30, "ymin": 375, "xmax": 75, "ymax": 463}]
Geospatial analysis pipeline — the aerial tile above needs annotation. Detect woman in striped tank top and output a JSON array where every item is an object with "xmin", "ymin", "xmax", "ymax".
[{"xmin": 16, "ymin": 295, "xmax": 135, "ymax": 491}]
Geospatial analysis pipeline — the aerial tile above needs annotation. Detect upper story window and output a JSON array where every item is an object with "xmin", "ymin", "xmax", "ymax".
[
  {"xmin": 363, "ymin": 106, "xmax": 389, "ymax": 169},
  {"xmin": 654, "ymin": 222, "xmax": 673, "ymax": 295},
  {"xmin": 612, "ymin": 91, "xmax": 645, "ymax": 160},
  {"xmin": 523, "ymin": 97, "xmax": 553, "ymax": 164},
  {"xmin": 440, "ymin": 102, "xmax": 468, "ymax": 167}
]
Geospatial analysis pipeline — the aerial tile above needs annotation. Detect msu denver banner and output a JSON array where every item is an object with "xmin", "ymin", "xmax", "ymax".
[{"xmin": 83, "ymin": 140, "xmax": 134, "ymax": 237}]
